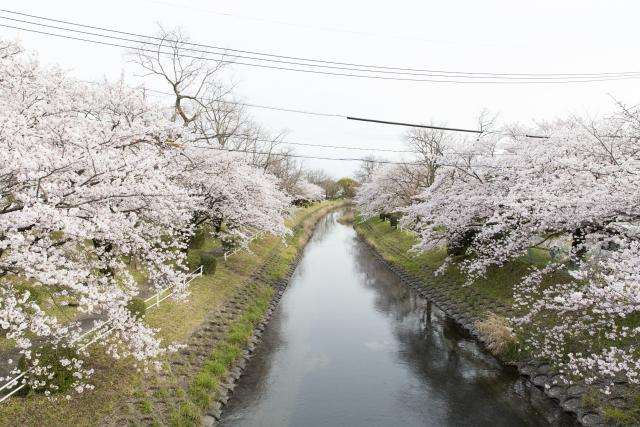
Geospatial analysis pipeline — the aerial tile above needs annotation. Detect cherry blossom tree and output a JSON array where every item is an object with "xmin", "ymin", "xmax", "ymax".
[
  {"xmin": 0, "ymin": 40, "xmax": 196, "ymax": 395},
  {"xmin": 0, "ymin": 37, "xmax": 293, "ymax": 397},
  {"xmin": 291, "ymin": 178, "xmax": 324, "ymax": 203},
  {"xmin": 404, "ymin": 108, "xmax": 640, "ymax": 387},
  {"xmin": 179, "ymin": 146, "xmax": 291, "ymax": 238},
  {"xmin": 355, "ymin": 163, "xmax": 433, "ymax": 220}
]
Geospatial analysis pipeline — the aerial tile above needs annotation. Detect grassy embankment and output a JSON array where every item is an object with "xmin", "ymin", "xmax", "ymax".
[
  {"xmin": 0, "ymin": 200, "xmax": 347, "ymax": 427},
  {"xmin": 166, "ymin": 200, "xmax": 347, "ymax": 426},
  {"xmin": 355, "ymin": 216, "xmax": 640, "ymax": 426}
]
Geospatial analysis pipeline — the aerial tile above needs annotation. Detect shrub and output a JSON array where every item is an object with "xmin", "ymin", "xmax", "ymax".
[
  {"xmin": 18, "ymin": 343, "xmax": 78, "ymax": 395},
  {"xmin": 189, "ymin": 227, "xmax": 207, "ymax": 249},
  {"xmin": 200, "ymin": 254, "xmax": 217, "ymax": 275},
  {"xmin": 126, "ymin": 296, "xmax": 147, "ymax": 319},
  {"xmin": 186, "ymin": 251, "xmax": 201, "ymax": 271},
  {"xmin": 389, "ymin": 214, "xmax": 400, "ymax": 229},
  {"xmin": 474, "ymin": 313, "xmax": 518, "ymax": 356}
]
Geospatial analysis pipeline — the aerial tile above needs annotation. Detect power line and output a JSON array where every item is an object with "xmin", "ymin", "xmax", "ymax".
[
  {"xmin": 230, "ymin": 101, "xmax": 341, "ymax": 117},
  {"xmin": 0, "ymin": 22, "xmax": 508, "ymax": 84},
  {"xmin": 85, "ymin": 83, "xmax": 545, "ymax": 140},
  {"xmin": 229, "ymin": 136, "xmax": 413, "ymax": 153},
  {"xmin": 2, "ymin": 8, "xmax": 640, "ymax": 80},
  {"xmin": 191, "ymin": 144, "xmax": 530, "ymax": 169},
  {"xmin": 139, "ymin": 87, "xmax": 549, "ymax": 138},
  {"xmin": 191, "ymin": 145, "xmax": 420, "ymax": 164},
  {"xmin": 224, "ymin": 136, "xmax": 521, "ymax": 156},
  {"xmin": 143, "ymin": 88, "xmax": 343, "ymax": 118},
  {"xmin": 0, "ymin": 18, "xmax": 552, "ymax": 139},
  {"xmin": 347, "ymin": 116, "xmax": 549, "ymax": 139},
  {"xmin": 347, "ymin": 116, "xmax": 482, "ymax": 134},
  {"xmin": 2, "ymin": 16, "xmax": 640, "ymax": 84}
]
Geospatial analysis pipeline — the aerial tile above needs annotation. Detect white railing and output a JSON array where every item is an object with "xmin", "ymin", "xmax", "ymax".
[
  {"xmin": 0, "ymin": 372, "xmax": 27, "ymax": 401},
  {"xmin": 0, "ymin": 265, "xmax": 204, "ymax": 402},
  {"xmin": 145, "ymin": 265, "xmax": 203, "ymax": 309}
]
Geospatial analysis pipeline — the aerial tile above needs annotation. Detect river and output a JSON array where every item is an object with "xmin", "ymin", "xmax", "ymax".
[{"xmin": 219, "ymin": 211, "xmax": 572, "ymax": 427}]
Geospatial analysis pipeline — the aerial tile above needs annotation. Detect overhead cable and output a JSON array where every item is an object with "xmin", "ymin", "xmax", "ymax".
[
  {"xmin": 2, "ymin": 8, "xmax": 639, "ymax": 79},
  {"xmin": 1, "ymin": 15, "xmax": 639, "ymax": 84}
]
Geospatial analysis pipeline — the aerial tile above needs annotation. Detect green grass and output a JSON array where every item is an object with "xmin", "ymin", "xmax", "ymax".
[
  {"xmin": 355, "ymin": 217, "xmax": 576, "ymax": 312},
  {"xmin": 171, "ymin": 285, "xmax": 274, "ymax": 426},
  {"xmin": 140, "ymin": 399, "xmax": 153, "ymax": 414},
  {"xmin": 602, "ymin": 407, "xmax": 638, "ymax": 426}
]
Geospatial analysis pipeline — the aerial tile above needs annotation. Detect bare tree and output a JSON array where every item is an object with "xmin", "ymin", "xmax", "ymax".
[
  {"xmin": 193, "ymin": 99, "xmax": 245, "ymax": 146},
  {"xmin": 129, "ymin": 25, "xmax": 316, "ymax": 199},
  {"xmin": 405, "ymin": 126, "xmax": 449, "ymax": 187},
  {"xmin": 306, "ymin": 169, "xmax": 339, "ymax": 199},
  {"xmin": 355, "ymin": 155, "xmax": 382, "ymax": 183},
  {"xmin": 476, "ymin": 108, "xmax": 499, "ymax": 136},
  {"xmin": 129, "ymin": 26, "xmax": 232, "ymax": 128}
]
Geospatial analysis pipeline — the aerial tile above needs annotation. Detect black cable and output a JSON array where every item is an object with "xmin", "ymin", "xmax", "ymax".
[
  {"xmin": 141, "ymin": 88, "xmax": 550, "ymax": 139},
  {"xmin": 217, "ymin": 135, "xmax": 523, "ymax": 156},
  {"xmin": 2, "ymin": 8, "xmax": 639, "ymax": 79},
  {"xmin": 225, "ymin": 135, "xmax": 413, "ymax": 153},
  {"xmin": 191, "ymin": 144, "xmax": 530, "ymax": 169},
  {"xmin": 143, "ymin": 88, "xmax": 343, "ymax": 118},
  {"xmin": 347, "ymin": 116, "xmax": 481, "ymax": 134},
  {"xmin": 346, "ymin": 116, "xmax": 549, "ymax": 139},
  {"xmin": 94, "ymin": 85, "xmax": 545, "ymax": 140},
  {"xmin": 5, "ymin": 14, "xmax": 640, "ymax": 81},
  {"xmin": 2, "ymin": 21, "xmax": 639, "ymax": 84},
  {"xmin": 191, "ymin": 144, "xmax": 420, "ymax": 164}
]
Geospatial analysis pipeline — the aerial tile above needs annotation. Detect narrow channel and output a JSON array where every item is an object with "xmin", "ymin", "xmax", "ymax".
[{"xmin": 219, "ymin": 211, "xmax": 567, "ymax": 426}]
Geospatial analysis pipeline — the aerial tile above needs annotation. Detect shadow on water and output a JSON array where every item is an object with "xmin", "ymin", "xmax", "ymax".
[{"xmin": 219, "ymin": 211, "xmax": 577, "ymax": 427}]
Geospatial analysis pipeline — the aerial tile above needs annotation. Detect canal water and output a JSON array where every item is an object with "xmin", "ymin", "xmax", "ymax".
[{"xmin": 219, "ymin": 211, "xmax": 565, "ymax": 427}]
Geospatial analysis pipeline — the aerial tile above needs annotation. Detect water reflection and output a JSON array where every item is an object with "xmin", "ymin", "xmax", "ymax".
[{"xmin": 219, "ymin": 211, "xmax": 573, "ymax": 427}]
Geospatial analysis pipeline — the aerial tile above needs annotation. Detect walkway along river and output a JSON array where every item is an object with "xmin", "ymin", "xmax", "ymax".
[{"xmin": 219, "ymin": 211, "xmax": 576, "ymax": 426}]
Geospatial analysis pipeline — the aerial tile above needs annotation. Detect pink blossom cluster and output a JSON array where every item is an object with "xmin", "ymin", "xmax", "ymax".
[{"xmin": 292, "ymin": 179, "xmax": 324, "ymax": 202}]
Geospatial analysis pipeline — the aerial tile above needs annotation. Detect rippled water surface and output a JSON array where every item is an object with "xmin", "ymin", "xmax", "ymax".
[{"xmin": 219, "ymin": 211, "xmax": 567, "ymax": 427}]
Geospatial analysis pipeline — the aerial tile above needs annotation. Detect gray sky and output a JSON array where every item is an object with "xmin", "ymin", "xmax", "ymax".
[{"xmin": 1, "ymin": 0, "xmax": 639, "ymax": 177}]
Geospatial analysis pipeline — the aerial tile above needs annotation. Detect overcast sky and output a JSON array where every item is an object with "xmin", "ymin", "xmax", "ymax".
[{"xmin": 1, "ymin": 0, "xmax": 639, "ymax": 177}]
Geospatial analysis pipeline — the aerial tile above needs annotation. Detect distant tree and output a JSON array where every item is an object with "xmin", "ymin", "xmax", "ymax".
[
  {"xmin": 405, "ymin": 126, "xmax": 448, "ymax": 187},
  {"xmin": 354, "ymin": 156, "xmax": 383, "ymax": 183},
  {"xmin": 305, "ymin": 169, "xmax": 339, "ymax": 199},
  {"xmin": 336, "ymin": 177, "xmax": 359, "ymax": 198},
  {"xmin": 354, "ymin": 164, "xmax": 429, "ymax": 219}
]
